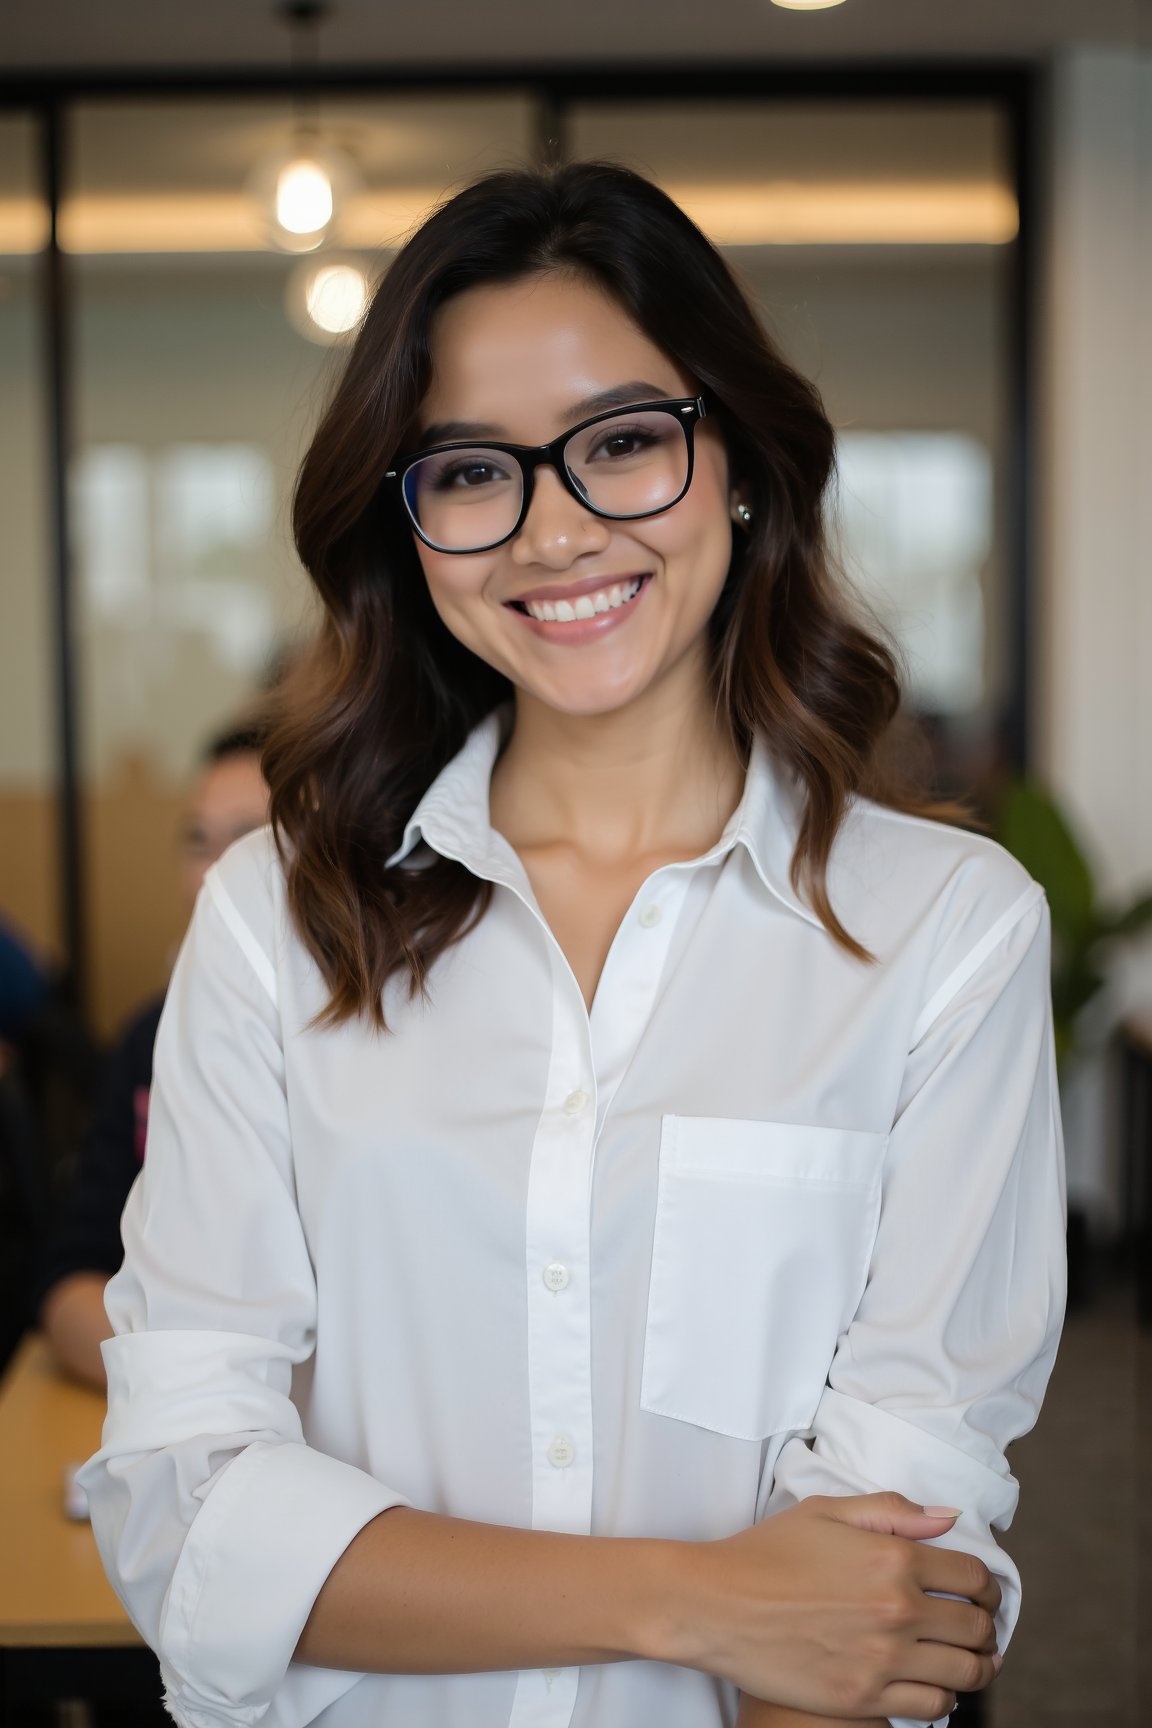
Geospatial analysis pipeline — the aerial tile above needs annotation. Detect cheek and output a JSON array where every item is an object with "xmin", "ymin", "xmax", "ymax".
[
  {"xmin": 656, "ymin": 457, "xmax": 733, "ymax": 587},
  {"xmin": 416, "ymin": 549, "xmax": 493, "ymax": 638}
]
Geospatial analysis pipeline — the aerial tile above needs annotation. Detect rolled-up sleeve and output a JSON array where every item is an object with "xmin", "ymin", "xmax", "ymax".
[
  {"xmin": 76, "ymin": 867, "xmax": 409, "ymax": 1728},
  {"xmin": 765, "ymin": 890, "xmax": 1067, "ymax": 1728}
]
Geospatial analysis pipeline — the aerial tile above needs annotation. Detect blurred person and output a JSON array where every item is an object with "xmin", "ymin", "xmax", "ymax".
[
  {"xmin": 0, "ymin": 914, "xmax": 50, "ymax": 1072},
  {"xmin": 0, "ymin": 917, "xmax": 52, "ymax": 1369},
  {"xmin": 80, "ymin": 165, "xmax": 1064, "ymax": 1728},
  {"xmin": 36, "ymin": 726, "xmax": 268, "ymax": 1387}
]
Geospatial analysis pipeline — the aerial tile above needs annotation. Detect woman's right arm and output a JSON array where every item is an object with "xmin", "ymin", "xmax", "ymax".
[{"xmin": 296, "ymin": 1494, "xmax": 999, "ymax": 1723}]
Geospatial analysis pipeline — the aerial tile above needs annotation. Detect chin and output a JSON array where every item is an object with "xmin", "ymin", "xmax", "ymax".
[{"xmin": 519, "ymin": 670, "xmax": 654, "ymax": 719}]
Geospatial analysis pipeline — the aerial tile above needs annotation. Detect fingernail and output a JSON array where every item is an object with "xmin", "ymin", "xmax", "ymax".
[{"xmin": 923, "ymin": 1505, "xmax": 963, "ymax": 1518}]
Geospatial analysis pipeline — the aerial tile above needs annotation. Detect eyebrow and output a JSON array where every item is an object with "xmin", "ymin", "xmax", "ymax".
[{"xmin": 418, "ymin": 380, "xmax": 675, "ymax": 448}]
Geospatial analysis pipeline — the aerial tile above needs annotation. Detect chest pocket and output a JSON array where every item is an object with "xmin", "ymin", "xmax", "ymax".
[{"xmin": 640, "ymin": 1115, "xmax": 887, "ymax": 1442}]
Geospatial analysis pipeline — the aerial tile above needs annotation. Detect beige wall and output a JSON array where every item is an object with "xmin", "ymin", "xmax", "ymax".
[
  {"xmin": 0, "ymin": 776, "xmax": 186, "ymax": 1038},
  {"xmin": 1036, "ymin": 44, "xmax": 1152, "ymax": 1222},
  {"xmin": 1038, "ymin": 45, "xmax": 1152, "ymax": 916}
]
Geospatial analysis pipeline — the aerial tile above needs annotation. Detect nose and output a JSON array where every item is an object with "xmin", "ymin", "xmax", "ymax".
[{"xmin": 509, "ymin": 462, "xmax": 610, "ymax": 569}]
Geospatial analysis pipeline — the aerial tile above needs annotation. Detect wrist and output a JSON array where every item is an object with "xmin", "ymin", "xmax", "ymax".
[
  {"xmin": 615, "ymin": 1537, "xmax": 701, "ymax": 1668},
  {"xmin": 637, "ymin": 1537, "xmax": 726, "ymax": 1673}
]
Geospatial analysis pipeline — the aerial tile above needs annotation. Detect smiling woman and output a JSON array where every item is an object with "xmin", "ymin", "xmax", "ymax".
[{"xmin": 78, "ymin": 162, "xmax": 1065, "ymax": 1728}]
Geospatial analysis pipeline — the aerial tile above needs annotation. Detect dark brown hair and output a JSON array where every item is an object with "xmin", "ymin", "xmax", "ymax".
[{"xmin": 267, "ymin": 160, "xmax": 950, "ymax": 1028}]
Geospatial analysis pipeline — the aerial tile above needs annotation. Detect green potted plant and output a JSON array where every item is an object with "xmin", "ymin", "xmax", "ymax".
[{"xmin": 996, "ymin": 781, "xmax": 1152, "ymax": 1070}]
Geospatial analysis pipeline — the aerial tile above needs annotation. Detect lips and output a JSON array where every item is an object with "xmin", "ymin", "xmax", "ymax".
[{"xmin": 505, "ymin": 571, "xmax": 652, "ymax": 607}]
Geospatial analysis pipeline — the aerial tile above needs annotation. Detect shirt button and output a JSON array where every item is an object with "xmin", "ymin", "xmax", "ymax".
[
  {"xmin": 547, "ymin": 1434, "xmax": 575, "ymax": 1468},
  {"xmin": 638, "ymin": 902, "xmax": 662, "ymax": 928},
  {"xmin": 562, "ymin": 1088, "xmax": 589, "ymax": 1115},
  {"xmin": 542, "ymin": 1261, "xmax": 570, "ymax": 1292}
]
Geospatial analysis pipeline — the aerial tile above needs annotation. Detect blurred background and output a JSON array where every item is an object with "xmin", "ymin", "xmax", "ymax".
[{"xmin": 0, "ymin": 3, "xmax": 1148, "ymax": 1724}]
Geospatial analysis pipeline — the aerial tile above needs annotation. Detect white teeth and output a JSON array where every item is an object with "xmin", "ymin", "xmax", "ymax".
[{"xmin": 523, "ymin": 578, "xmax": 644, "ymax": 624}]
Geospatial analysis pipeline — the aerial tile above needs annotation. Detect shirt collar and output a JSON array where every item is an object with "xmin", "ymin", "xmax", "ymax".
[{"xmin": 387, "ymin": 707, "xmax": 825, "ymax": 931}]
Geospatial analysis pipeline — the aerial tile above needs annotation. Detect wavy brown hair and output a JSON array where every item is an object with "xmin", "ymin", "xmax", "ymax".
[{"xmin": 267, "ymin": 160, "xmax": 954, "ymax": 1029}]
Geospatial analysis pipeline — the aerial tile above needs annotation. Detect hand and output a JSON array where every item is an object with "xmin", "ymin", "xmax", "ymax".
[{"xmin": 668, "ymin": 1492, "xmax": 1000, "ymax": 1722}]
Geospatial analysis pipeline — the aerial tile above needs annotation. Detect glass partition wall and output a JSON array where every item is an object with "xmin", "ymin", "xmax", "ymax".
[
  {"xmin": 0, "ymin": 113, "xmax": 56, "ymax": 973},
  {"xmin": 67, "ymin": 93, "xmax": 536, "ymax": 1034},
  {"xmin": 571, "ymin": 98, "xmax": 1016, "ymax": 754},
  {"xmin": 3, "ymin": 78, "xmax": 1026, "ymax": 1038}
]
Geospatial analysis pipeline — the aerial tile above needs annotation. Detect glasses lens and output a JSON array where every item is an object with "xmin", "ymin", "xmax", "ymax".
[
  {"xmin": 402, "ymin": 447, "xmax": 523, "ymax": 551},
  {"xmin": 564, "ymin": 409, "xmax": 689, "ymax": 519}
]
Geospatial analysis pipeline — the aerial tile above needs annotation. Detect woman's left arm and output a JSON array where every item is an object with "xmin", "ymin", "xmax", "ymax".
[
  {"xmin": 763, "ymin": 889, "xmax": 1066, "ymax": 1728},
  {"xmin": 736, "ymin": 1704, "xmax": 887, "ymax": 1728}
]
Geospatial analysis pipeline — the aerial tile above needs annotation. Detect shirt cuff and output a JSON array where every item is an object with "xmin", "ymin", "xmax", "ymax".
[
  {"xmin": 773, "ymin": 1388, "xmax": 1021, "ymax": 1728},
  {"xmin": 159, "ymin": 1438, "xmax": 409, "ymax": 1725}
]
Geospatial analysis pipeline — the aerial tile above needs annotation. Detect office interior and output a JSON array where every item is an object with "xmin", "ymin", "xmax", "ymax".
[{"xmin": 0, "ymin": 1, "xmax": 1149, "ymax": 1724}]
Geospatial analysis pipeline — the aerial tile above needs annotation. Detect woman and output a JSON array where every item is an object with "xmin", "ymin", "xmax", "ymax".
[{"xmin": 81, "ymin": 163, "xmax": 1065, "ymax": 1728}]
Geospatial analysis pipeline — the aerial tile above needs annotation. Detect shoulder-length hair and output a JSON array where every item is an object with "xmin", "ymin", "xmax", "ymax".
[{"xmin": 267, "ymin": 160, "xmax": 948, "ymax": 1029}]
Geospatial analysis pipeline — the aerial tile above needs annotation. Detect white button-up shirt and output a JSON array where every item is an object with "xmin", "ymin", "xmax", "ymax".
[{"xmin": 80, "ymin": 712, "xmax": 1066, "ymax": 1728}]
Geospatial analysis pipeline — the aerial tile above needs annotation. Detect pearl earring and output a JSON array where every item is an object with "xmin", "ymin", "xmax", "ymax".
[{"xmin": 735, "ymin": 502, "xmax": 753, "ymax": 525}]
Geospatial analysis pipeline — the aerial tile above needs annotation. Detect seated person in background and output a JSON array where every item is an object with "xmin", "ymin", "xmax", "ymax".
[
  {"xmin": 0, "ymin": 915, "xmax": 51, "ymax": 1075},
  {"xmin": 36, "ymin": 726, "xmax": 269, "ymax": 1387}
]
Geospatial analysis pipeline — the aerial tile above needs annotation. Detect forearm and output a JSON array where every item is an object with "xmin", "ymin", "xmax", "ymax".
[
  {"xmin": 39, "ymin": 1274, "xmax": 111, "ymax": 1388},
  {"xmin": 295, "ymin": 1505, "xmax": 680, "ymax": 1675},
  {"xmin": 736, "ymin": 1705, "xmax": 888, "ymax": 1728}
]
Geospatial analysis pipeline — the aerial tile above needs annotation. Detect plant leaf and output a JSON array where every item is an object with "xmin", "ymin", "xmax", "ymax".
[
  {"xmin": 1095, "ymin": 891, "xmax": 1152, "ymax": 940},
  {"xmin": 996, "ymin": 781, "xmax": 1095, "ymax": 943}
]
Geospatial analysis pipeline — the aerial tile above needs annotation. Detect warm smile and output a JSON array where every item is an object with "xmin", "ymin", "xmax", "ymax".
[{"xmin": 505, "ymin": 574, "xmax": 653, "ymax": 636}]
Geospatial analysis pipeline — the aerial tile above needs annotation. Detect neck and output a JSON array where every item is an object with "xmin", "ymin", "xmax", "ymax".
[{"xmin": 489, "ymin": 657, "xmax": 745, "ymax": 864}]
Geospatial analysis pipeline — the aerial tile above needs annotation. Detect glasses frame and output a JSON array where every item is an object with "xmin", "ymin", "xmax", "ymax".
[{"xmin": 385, "ymin": 395, "xmax": 708, "ymax": 554}]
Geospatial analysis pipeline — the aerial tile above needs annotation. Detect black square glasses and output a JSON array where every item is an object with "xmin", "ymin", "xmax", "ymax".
[{"xmin": 385, "ymin": 395, "xmax": 708, "ymax": 555}]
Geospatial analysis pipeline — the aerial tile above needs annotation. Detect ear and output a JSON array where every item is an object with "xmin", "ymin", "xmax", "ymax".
[{"xmin": 729, "ymin": 490, "xmax": 753, "ymax": 527}]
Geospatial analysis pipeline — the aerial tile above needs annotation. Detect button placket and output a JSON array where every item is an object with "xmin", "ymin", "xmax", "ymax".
[
  {"xmin": 521, "ymin": 950, "xmax": 597, "ymax": 1579},
  {"xmin": 546, "ymin": 1434, "xmax": 575, "ymax": 1468},
  {"xmin": 588, "ymin": 868, "xmax": 694, "ymax": 1132}
]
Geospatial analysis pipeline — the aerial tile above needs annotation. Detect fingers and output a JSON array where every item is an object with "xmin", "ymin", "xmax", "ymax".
[
  {"xmin": 816, "ymin": 1493, "xmax": 1003, "ymax": 1616},
  {"xmin": 916, "ymin": 1595, "xmax": 998, "ymax": 1655},
  {"xmin": 881, "ymin": 1682, "xmax": 960, "ymax": 1721},
  {"xmin": 818, "ymin": 1490, "xmax": 962, "ymax": 1539},
  {"xmin": 902, "ymin": 1636, "xmax": 1002, "ymax": 1696},
  {"xmin": 914, "ymin": 1544, "xmax": 1003, "ymax": 1617}
]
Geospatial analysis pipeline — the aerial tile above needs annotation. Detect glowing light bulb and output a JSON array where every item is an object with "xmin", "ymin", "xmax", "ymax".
[
  {"xmin": 304, "ymin": 262, "xmax": 369, "ymax": 334},
  {"xmin": 275, "ymin": 159, "xmax": 334, "ymax": 236}
]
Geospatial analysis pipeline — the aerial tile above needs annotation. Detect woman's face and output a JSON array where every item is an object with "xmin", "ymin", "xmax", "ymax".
[{"xmin": 411, "ymin": 271, "xmax": 741, "ymax": 721}]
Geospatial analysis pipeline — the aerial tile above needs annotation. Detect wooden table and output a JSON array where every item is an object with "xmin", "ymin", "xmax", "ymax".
[{"xmin": 0, "ymin": 1333, "xmax": 161, "ymax": 1721}]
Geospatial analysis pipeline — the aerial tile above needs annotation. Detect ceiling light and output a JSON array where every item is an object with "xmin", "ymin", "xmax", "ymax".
[
  {"xmin": 670, "ymin": 181, "xmax": 1018, "ymax": 246},
  {"xmin": 306, "ymin": 261, "xmax": 368, "ymax": 332},
  {"xmin": 5, "ymin": 181, "xmax": 1015, "ymax": 258},
  {"xmin": 248, "ymin": 142, "xmax": 358, "ymax": 253},
  {"xmin": 248, "ymin": 0, "xmax": 360, "ymax": 253},
  {"xmin": 275, "ymin": 158, "xmax": 333, "ymax": 235},
  {"xmin": 770, "ymin": 1, "xmax": 848, "ymax": 9},
  {"xmin": 285, "ymin": 254, "xmax": 372, "ymax": 343}
]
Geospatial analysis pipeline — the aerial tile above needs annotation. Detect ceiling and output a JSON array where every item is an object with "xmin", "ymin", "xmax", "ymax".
[{"xmin": 0, "ymin": 0, "xmax": 1148, "ymax": 76}]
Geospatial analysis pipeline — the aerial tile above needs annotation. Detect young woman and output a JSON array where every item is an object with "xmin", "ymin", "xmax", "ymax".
[{"xmin": 80, "ymin": 163, "xmax": 1065, "ymax": 1728}]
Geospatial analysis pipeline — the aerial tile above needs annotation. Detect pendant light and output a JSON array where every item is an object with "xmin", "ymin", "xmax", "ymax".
[{"xmin": 251, "ymin": 0, "xmax": 358, "ymax": 254}]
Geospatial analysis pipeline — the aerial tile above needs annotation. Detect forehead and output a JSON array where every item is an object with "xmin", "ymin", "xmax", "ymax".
[
  {"xmin": 420, "ymin": 272, "xmax": 692, "ymax": 437},
  {"xmin": 187, "ymin": 753, "xmax": 267, "ymax": 822}
]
